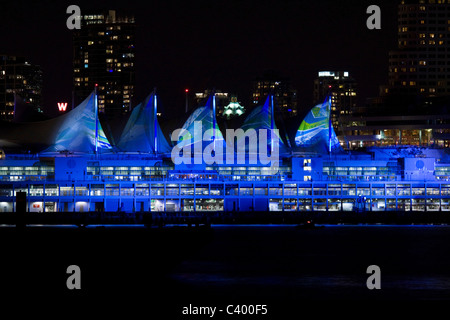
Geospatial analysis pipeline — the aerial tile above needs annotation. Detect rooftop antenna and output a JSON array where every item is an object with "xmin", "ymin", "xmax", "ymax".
[
  {"xmin": 94, "ymin": 84, "xmax": 99, "ymax": 155},
  {"xmin": 212, "ymin": 89, "xmax": 216, "ymax": 152},
  {"xmin": 153, "ymin": 87, "xmax": 158, "ymax": 155},
  {"xmin": 328, "ymin": 95, "xmax": 332, "ymax": 155},
  {"xmin": 270, "ymin": 93, "xmax": 275, "ymax": 153},
  {"xmin": 185, "ymin": 88, "xmax": 189, "ymax": 113}
]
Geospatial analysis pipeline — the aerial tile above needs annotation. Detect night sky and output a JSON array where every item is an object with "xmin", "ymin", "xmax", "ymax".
[{"xmin": 0, "ymin": 0, "xmax": 398, "ymax": 116}]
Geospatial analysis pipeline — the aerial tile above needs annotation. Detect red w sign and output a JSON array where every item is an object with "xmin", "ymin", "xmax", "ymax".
[{"xmin": 58, "ymin": 102, "xmax": 68, "ymax": 112}]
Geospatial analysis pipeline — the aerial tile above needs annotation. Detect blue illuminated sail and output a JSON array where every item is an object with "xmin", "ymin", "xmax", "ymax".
[
  {"xmin": 238, "ymin": 95, "xmax": 288, "ymax": 154},
  {"xmin": 177, "ymin": 94, "xmax": 225, "ymax": 152},
  {"xmin": 294, "ymin": 97, "xmax": 341, "ymax": 153},
  {"xmin": 45, "ymin": 91, "xmax": 112, "ymax": 152},
  {"xmin": 117, "ymin": 93, "xmax": 171, "ymax": 154}
]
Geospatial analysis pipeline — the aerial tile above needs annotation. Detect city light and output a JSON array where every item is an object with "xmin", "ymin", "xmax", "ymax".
[
  {"xmin": 57, "ymin": 102, "xmax": 68, "ymax": 112},
  {"xmin": 2, "ymin": 1, "xmax": 450, "ymax": 309}
]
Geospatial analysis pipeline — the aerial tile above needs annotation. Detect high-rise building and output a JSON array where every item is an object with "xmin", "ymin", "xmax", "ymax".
[
  {"xmin": 0, "ymin": 55, "xmax": 42, "ymax": 122},
  {"xmin": 72, "ymin": 10, "xmax": 136, "ymax": 116},
  {"xmin": 251, "ymin": 72, "xmax": 298, "ymax": 117},
  {"xmin": 313, "ymin": 71, "xmax": 357, "ymax": 129},
  {"xmin": 339, "ymin": 0, "xmax": 450, "ymax": 149},
  {"xmin": 383, "ymin": 0, "xmax": 450, "ymax": 97}
]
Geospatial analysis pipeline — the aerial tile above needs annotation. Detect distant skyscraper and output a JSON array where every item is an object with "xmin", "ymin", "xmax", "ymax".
[
  {"xmin": 0, "ymin": 55, "xmax": 42, "ymax": 122},
  {"xmin": 383, "ymin": 0, "xmax": 450, "ymax": 97},
  {"xmin": 72, "ymin": 10, "xmax": 136, "ymax": 116},
  {"xmin": 313, "ymin": 71, "xmax": 357, "ymax": 129},
  {"xmin": 251, "ymin": 72, "xmax": 298, "ymax": 117},
  {"xmin": 341, "ymin": 0, "xmax": 450, "ymax": 148}
]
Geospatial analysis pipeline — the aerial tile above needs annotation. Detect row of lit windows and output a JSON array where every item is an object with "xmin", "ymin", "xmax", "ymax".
[
  {"xmin": 400, "ymin": 2, "xmax": 450, "ymax": 11},
  {"xmin": 390, "ymin": 61, "xmax": 450, "ymax": 67},
  {"xmin": 421, "ymin": 40, "xmax": 444, "ymax": 45},
  {"xmin": 2, "ymin": 184, "xmax": 450, "ymax": 197},
  {"xmin": 399, "ymin": 40, "xmax": 446, "ymax": 45},
  {"xmin": 399, "ymin": 34, "xmax": 449, "ymax": 40},
  {"xmin": 391, "ymin": 53, "xmax": 450, "ymax": 59},
  {"xmin": 389, "ymin": 74, "xmax": 450, "ymax": 81},
  {"xmin": 75, "ymin": 83, "xmax": 90, "ymax": 87},
  {"xmin": 83, "ymin": 15, "xmax": 104, "ymax": 20},
  {"xmin": 399, "ymin": 19, "xmax": 450, "ymax": 26},
  {"xmin": 396, "ymin": 82, "xmax": 444, "ymax": 91},
  {"xmin": 395, "ymin": 80, "xmax": 448, "ymax": 86}
]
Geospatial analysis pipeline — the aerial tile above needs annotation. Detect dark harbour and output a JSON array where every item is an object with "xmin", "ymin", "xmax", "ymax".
[{"xmin": 1, "ymin": 223, "xmax": 450, "ymax": 317}]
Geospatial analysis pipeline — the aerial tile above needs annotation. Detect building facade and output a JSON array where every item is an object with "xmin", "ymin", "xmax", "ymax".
[
  {"xmin": 0, "ymin": 149, "xmax": 449, "ymax": 213},
  {"xmin": 72, "ymin": 10, "xmax": 136, "ymax": 115},
  {"xmin": 251, "ymin": 73, "xmax": 298, "ymax": 117},
  {"xmin": 340, "ymin": 113, "xmax": 450, "ymax": 149},
  {"xmin": 345, "ymin": 1, "xmax": 450, "ymax": 148},
  {"xmin": 1, "ymin": 90, "xmax": 448, "ymax": 215},
  {"xmin": 0, "ymin": 55, "xmax": 43, "ymax": 122},
  {"xmin": 313, "ymin": 71, "xmax": 357, "ymax": 131},
  {"xmin": 384, "ymin": 0, "xmax": 450, "ymax": 97}
]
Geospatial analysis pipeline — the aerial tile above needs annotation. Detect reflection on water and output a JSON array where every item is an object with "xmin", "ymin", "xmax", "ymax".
[
  {"xmin": 173, "ymin": 271, "xmax": 450, "ymax": 295},
  {"xmin": 169, "ymin": 226, "xmax": 450, "ymax": 300}
]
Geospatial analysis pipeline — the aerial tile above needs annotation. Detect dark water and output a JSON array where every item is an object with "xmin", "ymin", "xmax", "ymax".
[
  {"xmin": 171, "ymin": 225, "xmax": 450, "ymax": 300},
  {"xmin": 1, "ymin": 225, "xmax": 449, "ymax": 316}
]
